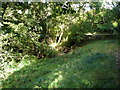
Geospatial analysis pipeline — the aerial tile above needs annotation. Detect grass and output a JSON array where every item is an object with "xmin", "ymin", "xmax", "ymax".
[{"xmin": 1, "ymin": 39, "xmax": 120, "ymax": 88}]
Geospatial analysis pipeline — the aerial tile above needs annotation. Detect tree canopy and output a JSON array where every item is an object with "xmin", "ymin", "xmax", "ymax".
[{"xmin": 1, "ymin": 1, "xmax": 120, "ymax": 61}]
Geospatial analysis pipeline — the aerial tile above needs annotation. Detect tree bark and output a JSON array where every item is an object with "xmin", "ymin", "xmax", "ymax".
[{"xmin": 57, "ymin": 30, "xmax": 63, "ymax": 44}]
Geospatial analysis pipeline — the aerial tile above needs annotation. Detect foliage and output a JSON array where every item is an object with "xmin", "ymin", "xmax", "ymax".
[
  {"xmin": 1, "ymin": 1, "xmax": 120, "ymax": 88},
  {"xmin": 1, "ymin": 2, "xmax": 120, "ymax": 56}
]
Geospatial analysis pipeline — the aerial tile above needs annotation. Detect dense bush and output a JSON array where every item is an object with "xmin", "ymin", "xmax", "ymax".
[{"xmin": 1, "ymin": 23, "xmax": 57, "ymax": 63}]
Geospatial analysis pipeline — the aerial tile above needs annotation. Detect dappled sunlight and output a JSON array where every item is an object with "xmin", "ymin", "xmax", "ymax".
[
  {"xmin": 85, "ymin": 32, "xmax": 97, "ymax": 35},
  {"xmin": 1, "ymin": 59, "xmax": 33, "ymax": 82},
  {"xmin": 48, "ymin": 71, "xmax": 63, "ymax": 88},
  {"xmin": 49, "ymin": 43, "xmax": 58, "ymax": 49},
  {"xmin": 82, "ymin": 80, "xmax": 91, "ymax": 86},
  {"xmin": 112, "ymin": 21, "xmax": 118, "ymax": 28}
]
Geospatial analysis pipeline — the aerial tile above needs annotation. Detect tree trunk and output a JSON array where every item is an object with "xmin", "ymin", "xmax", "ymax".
[{"xmin": 57, "ymin": 30, "xmax": 63, "ymax": 44}]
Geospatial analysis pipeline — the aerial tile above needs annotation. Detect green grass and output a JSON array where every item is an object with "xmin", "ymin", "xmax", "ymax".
[{"xmin": 1, "ymin": 39, "xmax": 120, "ymax": 88}]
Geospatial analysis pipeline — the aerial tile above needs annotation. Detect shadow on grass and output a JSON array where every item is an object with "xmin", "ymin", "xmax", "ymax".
[
  {"xmin": 2, "ymin": 52, "xmax": 119, "ymax": 88},
  {"xmin": 77, "ymin": 35, "xmax": 119, "ymax": 47},
  {"xmin": 47, "ymin": 53, "xmax": 119, "ymax": 88}
]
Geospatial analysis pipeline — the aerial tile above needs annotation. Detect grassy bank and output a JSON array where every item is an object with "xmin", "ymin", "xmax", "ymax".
[{"xmin": 1, "ymin": 39, "xmax": 120, "ymax": 88}]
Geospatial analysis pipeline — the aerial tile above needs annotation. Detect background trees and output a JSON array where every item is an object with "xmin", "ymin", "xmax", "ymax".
[{"xmin": 1, "ymin": 1, "xmax": 120, "ymax": 62}]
